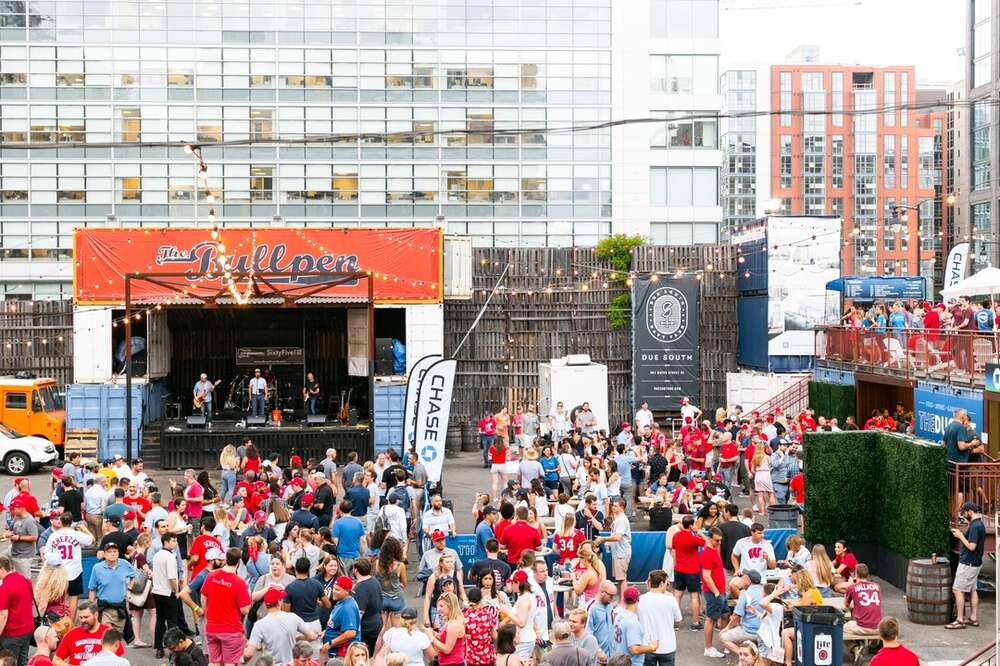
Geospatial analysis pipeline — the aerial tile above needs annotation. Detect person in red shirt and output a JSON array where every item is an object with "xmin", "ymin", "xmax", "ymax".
[
  {"xmin": 843, "ymin": 564, "xmax": 883, "ymax": 659},
  {"xmin": 700, "ymin": 527, "xmax": 728, "ymax": 658},
  {"xmin": 869, "ymin": 616, "xmax": 919, "ymax": 666},
  {"xmin": 478, "ymin": 411, "xmax": 498, "ymax": 469},
  {"xmin": 54, "ymin": 600, "xmax": 123, "ymax": 665},
  {"xmin": 202, "ymin": 547, "xmax": 252, "ymax": 666},
  {"xmin": 487, "ymin": 437, "xmax": 509, "ymax": 499},
  {"xmin": 498, "ymin": 506, "xmax": 541, "ymax": 565},
  {"xmin": 122, "ymin": 484, "xmax": 151, "ymax": 521},
  {"xmin": 492, "ymin": 503, "xmax": 513, "ymax": 543},
  {"xmin": 789, "ymin": 468, "xmax": 805, "ymax": 508},
  {"xmin": 834, "ymin": 540, "xmax": 859, "ymax": 593},
  {"xmin": 27, "ymin": 624, "xmax": 59, "ymax": 666},
  {"xmin": 187, "ymin": 516, "xmax": 225, "ymax": 580},
  {"xmin": 551, "ymin": 514, "xmax": 585, "ymax": 565},
  {"xmin": 670, "ymin": 515, "xmax": 706, "ymax": 630},
  {"xmin": 717, "ymin": 435, "xmax": 739, "ymax": 489},
  {"xmin": 0, "ymin": 555, "xmax": 35, "ymax": 663},
  {"xmin": 13, "ymin": 478, "xmax": 40, "ymax": 519}
]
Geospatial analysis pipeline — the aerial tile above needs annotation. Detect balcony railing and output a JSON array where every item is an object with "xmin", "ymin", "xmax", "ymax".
[
  {"xmin": 950, "ymin": 460, "xmax": 1000, "ymax": 518},
  {"xmin": 816, "ymin": 325, "xmax": 1000, "ymax": 386}
]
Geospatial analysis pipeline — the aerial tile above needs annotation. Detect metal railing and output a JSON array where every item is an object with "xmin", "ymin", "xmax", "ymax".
[
  {"xmin": 959, "ymin": 641, "xmax": 998, "ymax": 666},
  {"xmin": 754, "ymin": 374, "xmax": 813, "ymax": 417},
  {"xmin": 949, "ymin": 460, "xmax": 1000, "ymax": 519},
  {"xmin": 816, "ymin": 325, "xmax": 1000, "ymax": 386}
]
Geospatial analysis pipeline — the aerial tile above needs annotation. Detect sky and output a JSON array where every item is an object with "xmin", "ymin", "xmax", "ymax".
[{"xmin": 719, "ymin": 0, "xmax": 966, "ymax": 86}]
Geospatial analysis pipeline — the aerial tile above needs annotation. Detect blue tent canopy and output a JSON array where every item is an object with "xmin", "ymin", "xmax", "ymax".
[{"xmin": 824, "ymin": 276, "xmax": 926, "ymax": 301}]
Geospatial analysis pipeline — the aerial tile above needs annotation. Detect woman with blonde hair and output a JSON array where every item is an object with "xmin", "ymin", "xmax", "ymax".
[
  {"xmin": 382, "ymin": 606, "xmax": 434, "ymax": 666},
  {"xmin": 422, "ymin": 553, "xmax": 460, "ymax": 625},
  {"xmin": 342, "ymin": 641, "xmax": 370, "ymax": 666},
  {"xmin": 807, "ymin": 544, "xmax": 835, "ymax": 597},
  {"xmin": 570, "ymin": 540, "xmax": 605, "ymax": 608},
  {"xmin": 424, "ymin": 592, "xmax": 465, "ymax": 666},
  {"xmin": 783, "ymin": 534, "xmax": 811, "ymax": 568},
  {"xmin": 34, "ymin": 551, "xmax": 71, "ymax": 638},
  {"xmin": 219, "ymin": 444, "xmax": 239, "ymax": 504},
  {"xmin": 750, "ymin": 445, "xmax": 774, "ymax": 513}
]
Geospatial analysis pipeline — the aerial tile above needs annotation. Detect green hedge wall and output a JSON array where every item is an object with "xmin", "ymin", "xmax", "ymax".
[
  {"xmin": 804, "ymin": 431, "xmax": 949, "ymax": 559},
  {"xmin": 808, "ymin": 381, "xmax": 856, "ymax": 424}
]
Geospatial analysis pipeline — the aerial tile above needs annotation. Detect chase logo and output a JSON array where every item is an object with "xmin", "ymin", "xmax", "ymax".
[
  {"xmin": 645, "ymin": 285, "xmax": 688, "ymax": 344},
  {"xmin": 420, "ymin": 444, "xmax": 438, "ymax": 463}
]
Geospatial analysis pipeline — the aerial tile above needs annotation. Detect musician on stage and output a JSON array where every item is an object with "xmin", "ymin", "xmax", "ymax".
[
  {"xmin": 193, "ymin": 373, "xmax": 214, "ymax": 423},
  {"xmin": 249, "ymin": 368, "xmax": 268, "ymax": 418},
  {"xmin": 303, "ymin": 371, "xmax": 320, "ymax": 416}
]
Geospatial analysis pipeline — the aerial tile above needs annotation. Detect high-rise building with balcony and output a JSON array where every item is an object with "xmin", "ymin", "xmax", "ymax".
[{"xmin": 0, "ymin": 0, "xmax": 721, "ymax": 300}]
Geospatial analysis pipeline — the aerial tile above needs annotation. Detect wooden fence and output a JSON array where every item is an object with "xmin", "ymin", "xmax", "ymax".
[
  {"xmin": 444, "ymin": 245, "xmax": 738, "ymax": 425},
  {"xmin": 0, "ymin": 300, "xmax": 74, "ymax": 386}
]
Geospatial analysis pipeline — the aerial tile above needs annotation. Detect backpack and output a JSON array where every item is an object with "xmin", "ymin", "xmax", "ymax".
[{"xmin": 370, "ymin": 508, "xmax": 390, "ymax": 549}]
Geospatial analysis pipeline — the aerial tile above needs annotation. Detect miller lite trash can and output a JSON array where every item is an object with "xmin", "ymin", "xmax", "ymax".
[{"xmin": 793, "ymin": 605, "xmax": 844, "ymax": 666}]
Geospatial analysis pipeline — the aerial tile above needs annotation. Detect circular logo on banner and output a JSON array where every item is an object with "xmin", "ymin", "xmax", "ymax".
[
  {"xmin": 645, "ymin": 286, "xmax": 688, "ymax": 343},
  {"xmin": 420, "ymin": 444, "xmax": 438, "ymax": 464}
]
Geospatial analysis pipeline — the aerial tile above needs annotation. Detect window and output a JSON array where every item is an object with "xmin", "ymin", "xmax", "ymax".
[
  {"xmin": 779, "ymin": 71, "xmax": 792, "ymax": 127},
  {"xmin": 779, "ymin": 135, "xmax": 792, "ymax": 189},
  {"xmin": 883, "ymin": 72, "xmax": 895, "ymax": 126},
  {"xmin": 167, "ymin": 70, "xmax": 194, "ymax": 87},
  {"xmin": 650, "ymin": 167, "xmax": 718, "ymax": 206},
  {"xmin": 250, "ymin": 109, "xmax": 273, "ymax": 141},
  {"xmin": 650, "ymin": 0, "xmax": 719, "ymax": 39},
  {"xmin": 250, "ymin": 166, "xmax": 273, "ymax": 201},
  {"xmin": 56, "ymin": 73, "xmax": 85, "ymax": 86},
  {"xmin": 973, "ymin": 17, "xmax": 992, "ymax": 88},
  {"xmin": 118, "ymin": 176, "xmax": 141, "ymax": 201},
  {"xmin": 651, "ymin": 112, "xmax": 718, "ymax": 149},
  {"xmin": 650, "ymin": 222, "xmax": 718, "ymax": 245},
  {"xmin": 0, "ymin": 73, "xmax": 26, "ymax": 85},
  {"xmin": 831, "ymin": 135, "xmax": 844, "ymax": 188},
  {"xmin": 831, "ymin": 73, "xmax": 843, "ymax": 126},
  {"xmin": 3, "ymin": 393, "xmax": 26, "ymax": 410},
  {"xmin": 250, "ymin": 74, "xmax": 274, "ymax": 88},
  {"xmin": 918, "ymin": 136, "xmax": 934, "ymax": 188},
  {"xmin": 119, "ymin": 108, "xmax": 140, "ymax": 143},
  {"xmin": 650, "ymin": 55, "xmax": 718, "ymax": 95},
  {"xmin": 973, "ymin": 100, "xmax": 991, "ymax": 191},
  {"xmin": 883, "ymin": 135, "xmax": 895, "ymax": 189},
  {"xmin": 900, "ymin": 72, "xmax": 908, "ymax": 126},
  {"xmin": 899, "ymin": 136, "xmax": 909, "ymax": 189},
  {"xmin": 332, "ymin": 167, "xmax": 359, "ymax": 201}
]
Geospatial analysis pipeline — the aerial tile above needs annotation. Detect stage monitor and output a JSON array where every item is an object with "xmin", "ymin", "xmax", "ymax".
[
  {"xmin": 186, "ymin": 415, "xmax": 207, "ymax": 429},
  {"xmin": 306, "ymin": 414, "xmax": 327, "ymax": 426},
  {"xmin": 247, "ymin": 415, "xmax": 267, "ymax": 427}
]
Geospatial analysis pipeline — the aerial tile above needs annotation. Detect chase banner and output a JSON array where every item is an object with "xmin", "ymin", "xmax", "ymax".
[
  {"xmin": 631, "ymin": 274, "xmax": 700, "ymax": 411},
  {"xmin": 73, "ymin": 227, "xmax": 442, "ymax": 303}
]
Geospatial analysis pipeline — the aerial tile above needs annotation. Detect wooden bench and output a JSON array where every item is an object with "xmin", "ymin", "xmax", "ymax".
[{"xmin": 64, "ymin": 428, "xmax": 98, "ymax": 461}]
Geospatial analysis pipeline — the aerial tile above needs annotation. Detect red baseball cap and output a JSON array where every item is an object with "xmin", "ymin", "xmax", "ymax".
[
  {"xmin": 8, "ymin": 499, "xmax": 24, "ymax": 511},
  {"xmin": 262, "ymin": 587, "xmax": 286, "ymax": 605},
  {"xmin": 301, "ymin": 493, "xmax": 314, "ymax": 506},
  {"xmin": 335, "ymin": 576, "xmax": 353, "ymax": 592},
  {"xmin": 512, "ymin": 570, "xmax": 529, "ymax": 584},
  {"xmin": 290, "ymin": 478, "xmax": 306, "ymax": 488},
  {"xmin": 431, "ymin": 530, "xmax": 446, "ymax": 542},
  {"xmin": 123, "ymin": 510, "xmax": 136, "ymax": 520},
  {"xmin": 51, "ymin": 468, "xmax": 63, "ymax": 478},
  {"xmin": 290, "ymin": 455, "xmax": 302, "ymax": 467},
  {"xmin": 623, "ymin": 587, "xmax": 640, "ymax": 604},
  {"xmin": 254, "ymin": 510, "xmax": 267, "ymax": 523}
]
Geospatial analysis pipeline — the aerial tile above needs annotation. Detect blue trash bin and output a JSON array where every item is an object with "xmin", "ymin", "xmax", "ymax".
[{"xmin": 793, "ymin": 605, "xmax": 845, "ymax": 666}]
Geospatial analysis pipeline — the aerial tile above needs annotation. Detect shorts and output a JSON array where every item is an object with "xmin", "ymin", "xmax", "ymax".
[
  {"xmin": 67, "ymin": 574, "xmax": 83, "ymax": 597},
  {"xmin": 704, "ymin": 592, "xmax": 727, "ymax": 620},
  {"xmin": 672, "ymin": 571, "xmax": 701, "ymax": 594},
  {"xmin": 206, "ymin": 632, "xmax": 246, "ymax": 664},
  {"xmin": 953, "ymin": 563, "xmax": 982, "ymax": 593},
  {"xmin": 720, "ymin": 626, "xmax": 756, "ymax": 646},
  {"xmin": 491, "ymin": 464, "xmax": 506, "ymax": 474},
  {"xmin": 382, "ymin": 595, "xmax": 405, "ymax": 613},
  {"xmin": 612, "ymin": 557, "xmax": 629, "ymax": 582},
  {"xmin": 843, "ymin": 620, "xmax": 880, "ymax": 640},
  {"xmin": 515, "ymin": 641, "xmax": 535, "ymax": 659}
]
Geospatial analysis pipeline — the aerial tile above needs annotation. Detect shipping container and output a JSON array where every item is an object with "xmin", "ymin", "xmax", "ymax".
[
  {"xmin": 373, "ymin": 381, "xmax": 406, "ymax": 456},
  {"xmin": 737, "ymin": 237, "xmax": 768, "ymax": 294},
  {"xmin": 737, "ymin": 296, "xmax": 769, "ymax": 370},
  {"xmin": 65, "ymin": 383, "xmax": 143, "ymax": 460}
]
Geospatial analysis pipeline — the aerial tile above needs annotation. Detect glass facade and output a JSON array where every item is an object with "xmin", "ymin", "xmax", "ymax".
[
  {"xmin": 721, "ymin": 69, "xmax": 756, "ymax": 239},
  {"xmin": 0, "ymin": 0, "xmax": 621, "ymax": 297}
]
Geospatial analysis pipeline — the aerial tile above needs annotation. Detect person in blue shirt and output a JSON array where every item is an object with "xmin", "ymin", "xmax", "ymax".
[
  {"xmin": 888, "ymin": 301, "xmax": 907, "ymax": 331},
  {"xmin": 586, "ymin": 581, "xmax": 617, "ymax": 658},
  {"xmin": 720, "ymin": 570, "xmax": 765, "ymax": 655},
  {"xmin": 322, "ymin": 576, "xmax": 361, "ymax": 658},
  {"xmin": 87, "ymin": 542, "xmax": 138, "ymax": 626},
  {"xmin": 540, "ymin": 446, "xmax": 561, "ymax": 496},
  {"xmin": 613, "ymin": 587, "xmax": 657, "ymax": 666},
  {"xmin": 975, "ymin": 300, "xmax": 995, "ymax": 331},
  {"xmin": 949, "ymin": 502, "xmax": 987, "ymax": 629},
  {"xmin": 873, "ymin": 305, "xmax": 888, "ymax": 334},
  {"xmin": 330, "ymin": 502, "xmax": 367, "ymax": 572},
  {"xmin": 473, "ymin": 507, "xmax": 497, "ymax": 560}
]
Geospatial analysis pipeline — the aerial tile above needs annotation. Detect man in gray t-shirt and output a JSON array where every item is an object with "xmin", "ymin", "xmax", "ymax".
[
  {"xmin": 246, "ymin": 589, "xmax": 318, "ymax": 664},
  {"xmin": 7, "ymin": 503, "xmax": 39, "ymax": 578},
  {"xmin": 407, "ymin": 452, "xmax": 428, "ymax": 512},
  {"xmin": 319, "ymin": 449, "xmax": 338, "ymax": 481},
  {"xmin": 522, "ymin": 406, "xmax": 539, "ymax": 442}
]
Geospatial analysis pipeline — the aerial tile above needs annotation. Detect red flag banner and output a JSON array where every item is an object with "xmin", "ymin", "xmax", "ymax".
[{"xmin": 73, "ymin": 227, "xmax": 442, "ymax": 304}]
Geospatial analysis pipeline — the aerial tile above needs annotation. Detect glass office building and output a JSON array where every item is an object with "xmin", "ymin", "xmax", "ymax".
[{"xmin": 0, "ymin": 0, "xmax": 719, "ymax": 299}]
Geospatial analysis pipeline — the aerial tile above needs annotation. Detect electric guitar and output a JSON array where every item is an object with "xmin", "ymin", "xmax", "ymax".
[
  {"xmin": 339, "ymin": 388, "xmax": 352, "ymax": 422},
  {"xmin": 193, "ymin": 379, "xmax": 222, "ymax": 409}
]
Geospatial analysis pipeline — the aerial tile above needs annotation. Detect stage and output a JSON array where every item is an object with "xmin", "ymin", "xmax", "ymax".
[{"xmin": 154, "ymin": 418, "xmax": 371, "ymax": 469}]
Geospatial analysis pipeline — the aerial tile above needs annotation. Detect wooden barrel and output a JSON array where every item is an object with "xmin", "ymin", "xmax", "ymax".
[
  {"xmin": 905, "ymin": 558, "xmax": 952, "ymax": 625},
  {"xmin": 445, "ymin": 422, "xmax": 462, "ymax": 453},
  {"xmin": 461, "ymin": 422, "xmax": 479, "ymax": 452}
]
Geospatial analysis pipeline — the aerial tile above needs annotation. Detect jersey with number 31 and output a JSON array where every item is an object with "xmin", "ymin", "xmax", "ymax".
[{"xmin": 45, "ymin": 528, "xmax": 94, "ymax": 580}]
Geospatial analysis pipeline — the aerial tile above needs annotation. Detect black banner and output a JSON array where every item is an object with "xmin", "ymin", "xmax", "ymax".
[
  {"xmin": 236, "ymin": 347, "xmax": 304, "ymax": 366},
  {"xmin": 631, "ymin": 275, "xmax": 700, "ymax": 411}
]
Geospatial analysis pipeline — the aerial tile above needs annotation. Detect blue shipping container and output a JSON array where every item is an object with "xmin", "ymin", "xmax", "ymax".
[
  {"xmin": 65, "ymin": 383, "xmax": 143, "ymax": 459},
  {"xmin": 737, "ymin": 237, "xmax": 768, "ymax": 294},
  {"xmin": 373, "ymin": 382, "xmax": 406, "ymax": 456},
  {"xmin": 738, "ymin": 296, "xmax": 769, "ymax": 370}
]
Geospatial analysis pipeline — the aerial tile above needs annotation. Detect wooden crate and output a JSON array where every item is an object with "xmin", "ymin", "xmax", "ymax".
[{"xmin": 64, "ymin": 429, "xmax": 98, "ymax": 458}]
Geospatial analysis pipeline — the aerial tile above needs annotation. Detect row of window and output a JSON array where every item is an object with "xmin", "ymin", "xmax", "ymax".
[
  {"xmin": 649, "ymin": 167, "xmax": 718, "ymax": 207},
  {"xmin": 649, "ymin": 55, "xmax": 718, "ymax": 96}
]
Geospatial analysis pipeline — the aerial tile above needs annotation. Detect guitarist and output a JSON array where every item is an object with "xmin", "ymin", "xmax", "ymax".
[
  {"xmin": 303, "ymin": 371, "xmax": 320, "ymax": 416},
  {"xmin": 193, "ymin": 373, "xmax": 216, "ymax": 423}
]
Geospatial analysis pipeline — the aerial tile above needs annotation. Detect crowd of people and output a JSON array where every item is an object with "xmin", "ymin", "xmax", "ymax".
[{"xmin": 0, "ymin": 397, "xmax": 950, "ymax": 666}]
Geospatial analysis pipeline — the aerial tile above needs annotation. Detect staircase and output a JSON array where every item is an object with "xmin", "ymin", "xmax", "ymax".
[
  {"xmin": 141, "ymin": 425, "xmax": 163, "ymax": 469},
  {"xmin": 752, "ymin": 374, "xmax": 813, "ymax": 417},
  {"xmin": 958, "ymin": 641, "xmax": 997, "ymax": 666}
]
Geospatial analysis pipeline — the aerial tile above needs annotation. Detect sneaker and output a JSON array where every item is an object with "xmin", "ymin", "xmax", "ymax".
[
  {"xmin": 704, "ymin": 648, "xmax": 726, "ymax": 658},
  {"xmin": 690, "ymin": 622, "xmax": 704, "ymax": 631}
]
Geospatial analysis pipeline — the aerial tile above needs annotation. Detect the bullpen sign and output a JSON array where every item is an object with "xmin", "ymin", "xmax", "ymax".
[
  {"xmin": 913, "ymin": 386, "xmax": 983, "ymax": 442},
  {"xmin": 414, "ymin": 358, "xmax": 457, "ymax": 483},
  {"xmin": 404, "ymin": 354, "xmax": 442, "ymax": 449},
  {"xmin": 631, "ymin": 275, "xmax": 700, "ymax": 411}
]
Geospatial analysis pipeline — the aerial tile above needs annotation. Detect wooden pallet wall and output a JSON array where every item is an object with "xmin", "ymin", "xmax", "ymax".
[
  {"xmin": 444, "ymin": 245, "xmax": 738, "ymax": 425},
  {"xmin": 0, "ymin": 300, "xmax": 74, "ymax": 386}
]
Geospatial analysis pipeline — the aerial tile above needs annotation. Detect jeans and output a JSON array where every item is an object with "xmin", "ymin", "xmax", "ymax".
[
  {"xmin": 306, "ymin": 395, "xmax": 317, "ymax": 415},
  {"xmin": 480, "ymin": 434, "xmax": 495, "ymax": 467},
  {"xmin": 200, "ymin": 401, "xmax": 212, "ymax": 422},
  {"xmin": 220, "ymin": 469, "xmax": 237, "ymax": 504},
  {"xmin": 153, "ymin": 593, "xmax": 181, "ymax": 650},
  {"xmin": 774, "ymin": 482, "xmax": 789, "ymax": 505},
  {"xmin": 644, "ymin": 653, "xmax": 675, "ymax": 666},
  {"xmin": 250, "ymin": 394, "xmax": 265, "ymax": 417},
  {"xmin": 0, "ymin": 632, "xmax": 30, "ymax": 666},
  {"xmin": 720, "ymin": 465, "xmax": 735, "ymax": 489}
]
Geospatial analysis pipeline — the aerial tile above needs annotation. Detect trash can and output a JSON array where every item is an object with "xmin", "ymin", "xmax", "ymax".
[
  {"xmin": 793, "ymin": 605, "xmax": 845, "ymax": 666},
  {"xmin": 767, "ymin": 504, "xmax": 800, "ymax": 529}
]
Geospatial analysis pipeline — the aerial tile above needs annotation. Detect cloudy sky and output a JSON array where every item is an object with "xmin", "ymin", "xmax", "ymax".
[{"xmin": 719, "ymin": 0, "xmax": 966, "ymax": 86}]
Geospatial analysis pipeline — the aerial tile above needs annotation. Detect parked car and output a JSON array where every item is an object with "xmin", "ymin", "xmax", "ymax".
[{"xmin": 0, "ymin": 423, "xmax": 58, "ymax": 474}]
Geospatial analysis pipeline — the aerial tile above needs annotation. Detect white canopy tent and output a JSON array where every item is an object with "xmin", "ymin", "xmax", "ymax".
[{"xmin": 939, "ymin": 266, "xmax": 1000, "ymax": 300}]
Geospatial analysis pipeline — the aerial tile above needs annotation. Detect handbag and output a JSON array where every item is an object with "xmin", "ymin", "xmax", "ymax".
[
  {"xmin": 128, "ymin": 569, "xmax": 148, "ymax": 595},
  {"xmin": 127, "ymin": 578, "xmax": 152, "ymax": 607}
]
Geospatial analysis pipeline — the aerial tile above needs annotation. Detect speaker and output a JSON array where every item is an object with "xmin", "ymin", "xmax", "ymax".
[
  {"xmin": 347, "ymin": 407, "xmax": 359, "ymax": 425},
  {"xmin": 247, "ymin": 415, "xmax": 267, "ymax": 426},
  {"xmin": 375, "ymin": 337, "xmax": 394, "ymax": 361},
  {"xmin": 375, "ymin": 359, "xmax": 394, "ymax": 376},
  {"xmin": 186, "ymin": 415, "xmax": 207, "ymax": 429},
  {"xmin": 306, "ymin": 414, "xmax": 327, "ymax": 426}
]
